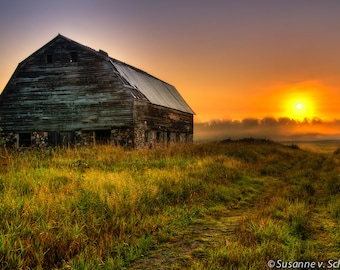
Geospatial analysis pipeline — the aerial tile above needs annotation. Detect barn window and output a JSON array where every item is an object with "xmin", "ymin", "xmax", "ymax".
[
  {"xmin": 19, "ymin": 133, "xmax": 32, "ymax": 147},
  {"xmin": 70, "ymin": 52, "xmax": 78, "ymax": 63},
  {"xmin": 95, "ymin": 130, "xmax": 111, "ymax": 144},
  {"xmin": 48, "ymin": 132, "xmax": 75, "ymax": 147},
  {"xmin": 156, "ymin": 131, "xmax": 161, "ymax": 143},
  {"xmin": 46, "ymin": 54, "xmax": 53, "ymax": 64},
  {"xmin": 144, "ymin": 131, "xmax": 150, "ymax": 143}
]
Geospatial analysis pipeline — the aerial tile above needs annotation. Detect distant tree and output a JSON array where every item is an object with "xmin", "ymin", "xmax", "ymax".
[
  {"xmin": 261, "ymin": 117, "xmax": 278, "ymax": 127},
  {"xmin": 241, "ymin": 118, "xmax": 259, "ymax": 128}
]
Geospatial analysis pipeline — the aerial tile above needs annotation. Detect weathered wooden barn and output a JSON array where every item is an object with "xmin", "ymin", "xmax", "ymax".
[{"xmin": 0, "ymin": 34, "xmax": 194, "ymax": 148}]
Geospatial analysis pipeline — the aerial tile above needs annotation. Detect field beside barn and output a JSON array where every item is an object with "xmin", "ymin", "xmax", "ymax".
[{"xmin": 0, "ymin": 140, "xmax": 339, "ymax": 269}]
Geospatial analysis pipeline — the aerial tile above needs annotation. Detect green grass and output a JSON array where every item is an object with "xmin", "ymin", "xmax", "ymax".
[{"xmin": 0, "ymin": 140, "xmax": 339, "ymax": 269}]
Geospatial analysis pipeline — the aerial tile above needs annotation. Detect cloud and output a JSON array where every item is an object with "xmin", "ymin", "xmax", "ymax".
[{"xmin": 194, "ymin": 117, "xmax": 340, "ymax": 141}]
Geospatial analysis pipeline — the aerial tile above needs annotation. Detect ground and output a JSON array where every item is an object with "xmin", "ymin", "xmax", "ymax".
[{"xmin": 129, "ymin": 177, "xmax": 282, "ymax": 269}]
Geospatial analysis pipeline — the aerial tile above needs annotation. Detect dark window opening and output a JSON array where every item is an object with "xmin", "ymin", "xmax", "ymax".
[
  {"xmin": 144, "ymin": 131, "xmax": 150, "ymax": 143},
  {"xmin": 95, "ymin": 130, "xmax": 111, "ymax": 144},
  {"xmin": 46, "ymin": 54, "xmax": 53, "ymax": 64},
  {"xmin": 48, "ymin": 132, "xmax": 75, "ymax": 147},
  {"xmin": 19, "ymin": 133, "xmax": 32, "ymax": 147},
  {"xmin": 70, "ymin": 52, "xmax": 78, "ymax": 63},
  {"xmin": 156, "ymin": 131, "xmax": 161, "ymax": 143}
]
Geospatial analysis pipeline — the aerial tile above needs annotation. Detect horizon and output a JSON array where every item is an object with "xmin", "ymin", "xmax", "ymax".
[
  {"xmin": 194, "ymin": 116, "xmax": 340, "ymax": 142},
  {"xmin": 1, "ymin": 1, "xmax": 340, "ymax": 140}
]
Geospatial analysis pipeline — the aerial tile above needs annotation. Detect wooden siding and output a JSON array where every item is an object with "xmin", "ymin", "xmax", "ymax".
[
  {"xmin": 0, "ymin": 34, "xmax": 194, "ymax": 148},
  {"xmin": 133, "ymin": 101, "xmax": 193, "ymax": 148},
  {"xmin": 0, "ymin": 37, "xmax": 134, "ymax": 132},
  {"xmin": 134, "ymin": 101, "xmax": 193, "ymax": 132}
]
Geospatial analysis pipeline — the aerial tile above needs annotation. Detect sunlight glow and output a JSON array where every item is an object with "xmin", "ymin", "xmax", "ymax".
[
  {"xmin": 296, "ymin": 103, "xmax": 303, "ymax": 110},
  {"xmin": 285, "ymin": 98, "xmax": 315, "ymax": 121},
  {"xmin": 282, "ymin": 93, "xmax": 316, "ymax": 121},
  {"xmin": 278, "ymin": 82, "xmax": 322, "ymax": 121}
]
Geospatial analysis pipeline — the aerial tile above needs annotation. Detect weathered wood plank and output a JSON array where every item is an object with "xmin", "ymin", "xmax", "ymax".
[
  {"xmin": 0, "ymin": 37, "xmax": 134, "ymax": 132},
  {"xmin": 0, "ymin": 34, "xmax": 194, "ymax": 148}
]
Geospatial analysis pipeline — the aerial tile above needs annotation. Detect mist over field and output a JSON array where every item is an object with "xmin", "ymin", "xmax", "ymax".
[{"xmin": 194, "ymin": 117, "xmax": 340, "ymax": 141}]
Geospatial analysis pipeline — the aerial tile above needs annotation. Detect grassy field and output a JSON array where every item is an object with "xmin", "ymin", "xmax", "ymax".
[
  {"xmin": 0, "ymin": 140, "xmax": 339, "ymax": 269},
  {"xmin": 282, "ymin": 140, "xmax": 340, "ymax": 154}
]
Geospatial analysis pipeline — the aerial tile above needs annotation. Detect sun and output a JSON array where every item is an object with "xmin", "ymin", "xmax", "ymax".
[
  {"xmin": 278, "ymin": 82, "xmax": 321, "ymax": 121},
  {"xmin": 283, "ymin": 97, "xmax": 315, "ymax": 121},
  {"xmin": 296, "ymin": 103, "xmax": 303, "ymax": 110},
  {"xmin": 291, "ymin": 101, "xmax": 308, "ymax": 120}
]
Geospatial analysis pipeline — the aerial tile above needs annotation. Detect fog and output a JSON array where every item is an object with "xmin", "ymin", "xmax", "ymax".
[{"xmin": 194, "ymin": 117, "xmax": 340, "ymax": 142}]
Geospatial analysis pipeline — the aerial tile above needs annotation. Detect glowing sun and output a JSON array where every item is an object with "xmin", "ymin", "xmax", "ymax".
[
  {"xmin": 279, "ymin": 82, "xmax": 320, "ymax": 121},
  {"xmin": 284, "ymin": 97, "xmax": 315, "ymax": 121}
]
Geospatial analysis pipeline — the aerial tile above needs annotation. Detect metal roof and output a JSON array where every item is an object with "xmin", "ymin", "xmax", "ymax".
[{"xmin": 111, "ymin": 59, "xmax": 194, "ymax": 114}]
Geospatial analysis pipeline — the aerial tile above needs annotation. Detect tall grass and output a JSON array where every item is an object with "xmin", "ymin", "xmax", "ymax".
[
  {"xmin": 0, "ymin": 141, "xmax": 339, "ymax": 269},
  {"xmin": 190, "ymin": 141, "xmax": 340, "ymax": 269}
]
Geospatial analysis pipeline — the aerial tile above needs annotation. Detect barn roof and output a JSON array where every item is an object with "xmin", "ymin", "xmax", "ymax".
[
  {"xmin": 52, "ymin": 34, "xmax": 194, "ymax": 114},
  {"xmin": 111, "ymin": 59, "xmax": 194, "ymax": 114}
]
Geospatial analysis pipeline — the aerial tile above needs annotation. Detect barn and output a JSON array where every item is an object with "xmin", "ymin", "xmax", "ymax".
[{"xmin": 0, "ymin": 34, "xmax": 194, "ymax": 148}]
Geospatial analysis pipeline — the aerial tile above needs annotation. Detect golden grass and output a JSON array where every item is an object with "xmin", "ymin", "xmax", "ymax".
[{"xmin": 0, "ymin": 141, "xmax": 339, "ymax": 269}]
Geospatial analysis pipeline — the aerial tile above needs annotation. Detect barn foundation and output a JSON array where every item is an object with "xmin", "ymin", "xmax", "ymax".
[{"xmin": 1, "ymin": 128, "xmax": 192, "ymax": 149}]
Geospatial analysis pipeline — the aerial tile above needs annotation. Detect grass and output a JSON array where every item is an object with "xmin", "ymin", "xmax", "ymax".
[{"xmin": 0, "ymin": 140, "xmax": 339, "ymax": 269}]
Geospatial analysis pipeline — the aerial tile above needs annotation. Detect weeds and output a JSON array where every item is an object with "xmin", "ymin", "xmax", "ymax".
[{"xmin": 0, "ymin": 141, "xmax": 339, "ymax": 268}]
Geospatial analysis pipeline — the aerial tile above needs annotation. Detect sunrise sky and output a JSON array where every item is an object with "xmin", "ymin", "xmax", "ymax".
[{"xmin": 1, "ymin": 0, "xmax": 340, "ymax": 139}]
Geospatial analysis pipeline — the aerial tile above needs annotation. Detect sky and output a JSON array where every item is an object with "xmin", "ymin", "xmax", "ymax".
[{"xmin": 1, "ymin": 0, "xmax": 340, "ymax": 140}]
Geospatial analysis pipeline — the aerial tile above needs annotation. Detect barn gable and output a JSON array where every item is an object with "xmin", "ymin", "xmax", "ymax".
[{"xmin": 0, "ymin": 34, "xmax": 194, "ymax": 148}]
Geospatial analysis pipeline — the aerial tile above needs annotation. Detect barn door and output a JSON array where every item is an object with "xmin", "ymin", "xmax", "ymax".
[{"xmin": 48, "ymin": 132, "xmax": 75, "ymax": 146}]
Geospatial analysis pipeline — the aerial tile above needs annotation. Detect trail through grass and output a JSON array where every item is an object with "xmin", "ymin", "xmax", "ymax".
[
  {"xmin": 129, "ymin": 175, "xmax": 283, "ymax": 269},
  {"xmin": 0, "ymin": 140, "xmax": 339, "ymax": 269}
]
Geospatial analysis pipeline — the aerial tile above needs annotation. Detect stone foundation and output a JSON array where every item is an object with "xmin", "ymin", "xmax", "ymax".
[
  {"xmin": 111, "ymin": 128, "xmax": 134, "ymax": 148},
  {"xmin": 1, "ymin": 132, "xmax": 18, "ymax": 148},
  {"xmin": 75, "ymin": 130, "xmax": 94, "ymax": 146},
  {"xmin": 1, "ymin": 128, "xmax": 192, "ymax": 149},
  {"xmin": 133, "ymin": 128, "xmax": 193, "ymax": 149},
  {"xmin": 31, "ymin": 131, "xmax": 48, "ymax": 148}
]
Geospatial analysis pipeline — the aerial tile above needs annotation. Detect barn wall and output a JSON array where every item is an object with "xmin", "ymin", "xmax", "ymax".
[
  {"xmin": 0, "ymin": 37, "xmax": 134, "ymax": 133},
  {"xmin": 0, "ymin": 35, "xmax": 194, "ymax": 149},
  {"xmin": 133, "ymin": 101, "xmax": 193, "ymax": 148}
]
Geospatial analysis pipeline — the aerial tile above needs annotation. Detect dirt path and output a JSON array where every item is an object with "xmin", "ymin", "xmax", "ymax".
[
  {"xmin": 129, "ymin": 210, "xmax": 244, "ymax": 269},
  {"xmin": 128, "ymin": 177, "xmax": 281, "ymax": 269}
]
